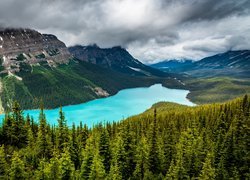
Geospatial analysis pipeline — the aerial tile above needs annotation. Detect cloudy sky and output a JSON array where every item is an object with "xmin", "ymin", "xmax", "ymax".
[{"xmin": 0, "ymin": 0, "xmax": 250, "ymax": 63}]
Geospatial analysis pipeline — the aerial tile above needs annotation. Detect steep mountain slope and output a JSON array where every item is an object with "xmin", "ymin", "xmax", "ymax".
[
  {"xmin": 69, "ymin": 45, "xmax": 168, "ymax": 77},
  {"xmin": 0, "ymin": 28, "xmax": 180, "ymax": 112}
]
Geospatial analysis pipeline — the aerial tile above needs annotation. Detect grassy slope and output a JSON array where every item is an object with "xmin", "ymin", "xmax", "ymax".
[{"xmin": 0, "ymin": 59, "xmax": 181, "ymax": 111}]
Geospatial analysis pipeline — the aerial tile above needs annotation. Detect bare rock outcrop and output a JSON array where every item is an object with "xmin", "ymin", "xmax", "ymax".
[{"xmin": 0, "ymin": 28, "xmax": 71, "ymax": 74}]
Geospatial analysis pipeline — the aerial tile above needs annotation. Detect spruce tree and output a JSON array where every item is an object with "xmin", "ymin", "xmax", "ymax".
[
  {"xmin": 107, "ymin": 161, "xmax": 122, "ymax": 180},
  {"xmin": 37, "ymin": 107, "xmax": 51, "ymax": 158},
  {"xmin": 48, "ymin": 155, "xmax": 60, "ymax": 179},
  {"xmin": 35, "ymin": 158, "xmax": 50, "ymax": 180},
  {"xmin": 57, "ymin": 107, "xmax": 69, "ymax": 150},
  {"xmin": 148, "ymin": 108, "xmax": 160, "ymax": 174},
  {"xmin": 133, "ymin": 136, "xmax": 149, "ymax": 179},
  {"xmin": 99, "ymin": 128, "xmax": 111, "ymax": 172},
  {"xmin": 0, "ymin": 145, "xmax": 7, "ymax": 178},
  {"xmin": 199, "ymin": 153, "xmax": 216, "ymax": 180},
  {"xmin": 80, "ymin": 136, "xmax": 94, "ymax": 180},
  {"xmin": 9, "ymin": 152, "xmax": 27, "ymax": 180},
  {"xmin": 59, "ymin": 148, "xmax": 75, "ymax": 180},
  {"xmin": 89, "ymin": 150, "xmax": 106, "ymax": 180}
]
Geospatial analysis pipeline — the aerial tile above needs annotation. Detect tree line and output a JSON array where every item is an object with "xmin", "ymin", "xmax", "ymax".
[{"xmin": 0, "ymin": 95, "xmax": 249, "ymax": 179}]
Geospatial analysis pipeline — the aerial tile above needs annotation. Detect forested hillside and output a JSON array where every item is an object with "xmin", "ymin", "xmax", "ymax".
[
  {"xmin": 0, "ymin": 95, "xmax": 249, "ymax": 179},
  {"xmin": 0, "ymin": 58, "xmax": 181, "ymax": 112}
]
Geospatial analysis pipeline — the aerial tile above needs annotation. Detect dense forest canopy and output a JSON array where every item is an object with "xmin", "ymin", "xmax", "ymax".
[{"xmin": 0, "ymin": 95, "xmax": 249, "ymax": 179}]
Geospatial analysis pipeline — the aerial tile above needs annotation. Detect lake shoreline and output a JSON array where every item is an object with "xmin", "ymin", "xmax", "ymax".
[{"xmin": 0, "ymin": 84, "xmax": 195, "ymax": 127}]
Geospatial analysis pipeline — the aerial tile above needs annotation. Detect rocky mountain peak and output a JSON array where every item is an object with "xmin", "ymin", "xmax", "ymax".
[{"xmin": 0, "ymin": 28, "xmax": 71, "ymax": 74}]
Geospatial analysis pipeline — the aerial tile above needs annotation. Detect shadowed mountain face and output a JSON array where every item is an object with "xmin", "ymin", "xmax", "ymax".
[{"xmin": 69, "ymin": 45, "xmax": 168, "ymax": 77}]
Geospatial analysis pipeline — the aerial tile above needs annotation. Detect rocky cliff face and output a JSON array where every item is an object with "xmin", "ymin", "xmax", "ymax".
[
  {"xmin": 0, "ymin": 28, "xmax": 71, "ymax": 74},
  {"xmin": 69, "ymin": 45, "xmax": 168, "ymax": 77}
]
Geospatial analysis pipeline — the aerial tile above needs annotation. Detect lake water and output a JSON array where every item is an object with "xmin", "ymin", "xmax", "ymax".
[{"xmin": 0, "ymin": 84, "xmax": 195, "ymax": 127}]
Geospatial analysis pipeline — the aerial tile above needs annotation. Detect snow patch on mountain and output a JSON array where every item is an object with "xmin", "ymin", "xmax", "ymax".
[{"xmin": 129, "ymin": 66, "xmax": 141, "ymax": 72}]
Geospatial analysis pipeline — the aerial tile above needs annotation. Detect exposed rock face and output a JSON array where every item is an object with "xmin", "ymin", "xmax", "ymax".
[
  {"xmin": 69, "ymin": 44, "xmax": 143, "ymax": 68},
  {"xmin": 0, "ymin": 28, "xmax": 71, "ymax": 74},
  {"xmin": 69, "ymin": 44, "xmax": 168, "ymax": 77}
]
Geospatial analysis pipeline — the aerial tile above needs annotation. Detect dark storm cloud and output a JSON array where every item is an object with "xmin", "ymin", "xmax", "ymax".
[
  {"xmin": 179, "ymin": 0, "xmax": 250, "ymax": 22},
  {"xmin": 0, "ymin": 0, "xmax": 250, "ymax": 63}
]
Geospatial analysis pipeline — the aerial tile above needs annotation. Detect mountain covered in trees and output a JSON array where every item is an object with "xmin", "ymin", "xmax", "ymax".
[
  {"xmin": 0, "ymin": 28, "xmax": 180, "ymax": 112},
  {"xmin": 0, "ymin": 95, "xmax": 249, "ymax": 179}
]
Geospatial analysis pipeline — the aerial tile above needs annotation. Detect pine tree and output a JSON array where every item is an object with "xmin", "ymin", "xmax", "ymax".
[
  {"xmin": 89, "ymin": 150, "xmax": 106, "ymax": 180},
  {"xmin": 70, "ymin": 123, "xmax": 80, "ymax": 169},
  {"xmin": 99, "ymin": 128, "xmax": 111, "ymax": 172},
  {"xmin": 35, "ymin": 158, "xmax": 50, "ymax": 180},
  {"xmin": 37, "ymin": 107, "xmax": 51, "ymax": 158},
  {"xmin": 48, "ymin": 155, "xmax": 60, "ymax": 180},
  {"xmin": 57, "ymin": 107, "xmax": 69, "ymax": 150},
  {"xmin": 80, "ymin": 136, "xmax": 95, "ymax": 179},
  {"xmin": 59, "ymin": 149, "xmax": 75, "ymax": 180},
  {"xmin": 0, "ymin": 145, "xmax": 7, "ymax": 178},
  {"xmin": 11, "ymin": 102, "xmax": 27, "ymax": 147},
  {"xmin": 133, "ymin": 136, "xmax": 149, "ymax": 179},
  {"xmin": 199, "ymin": 153, "xmax": 216, "ymax": 180},
  {"xmin": 148, "ymin": 108, "xmax": 160, "ymax": 174},
  {"xmin": 9, "ymin": 152, "xmax": 27, "ymax": 180},
  {"xmin": 2, "ymin": 113, "xmax": 13, "ymax": 145},
  {"xmin": 107, "ymin": 161, "xmax": 122, "ymax": 180}
]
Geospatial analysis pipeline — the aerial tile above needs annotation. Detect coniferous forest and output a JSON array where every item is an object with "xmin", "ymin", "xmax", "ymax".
[{"xmin": 0, "ymin": 95, "xmax": 249, "ymax": 180}]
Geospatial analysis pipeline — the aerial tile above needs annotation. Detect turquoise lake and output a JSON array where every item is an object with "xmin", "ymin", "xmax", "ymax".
[{"xmin": 0, "ymin": 84, "xmax": 195, "ymax": 127}]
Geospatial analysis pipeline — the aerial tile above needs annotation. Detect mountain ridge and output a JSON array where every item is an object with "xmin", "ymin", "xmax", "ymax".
[
  {"xmin": 69, "ymin": 44, "xmax": 168, "ymax": 77},
  {"xmin": 150, "ymin": 50, "xmax": 250, "ymax": 77}
]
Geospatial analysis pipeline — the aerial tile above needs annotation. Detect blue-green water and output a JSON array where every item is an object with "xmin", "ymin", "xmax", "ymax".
[{"xmin": 0, "ymin": 84, "xmax": 195, "ymax": 127}]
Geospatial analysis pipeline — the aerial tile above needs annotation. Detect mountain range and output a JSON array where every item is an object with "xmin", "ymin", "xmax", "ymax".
[
  {"xmin": 0, "ymin": 28, "xmax": 179, "ymax": 112},
  {"xmin": 151, "ymin": 50, "xmax": 250, "ymax": 78}
]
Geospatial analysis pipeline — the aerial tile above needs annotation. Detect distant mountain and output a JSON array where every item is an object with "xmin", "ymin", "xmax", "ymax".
[
  {"xmin": 194, "ymin": 50, "xmax": 250, "ymax": 68},
  {"xmin": 187, "ymin": 50, "xmax": 250, "ymax": 77},
  {"xmin": 69, "ymin": 45, "xmax": 168, "ymax": 77},
  {"xmin": 150, "ymin": 59, "xmax": 193, "ymax": 72},
  {"xmin": 151, "ymin": 50, "xmax": 250, "ymax": 78}
]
